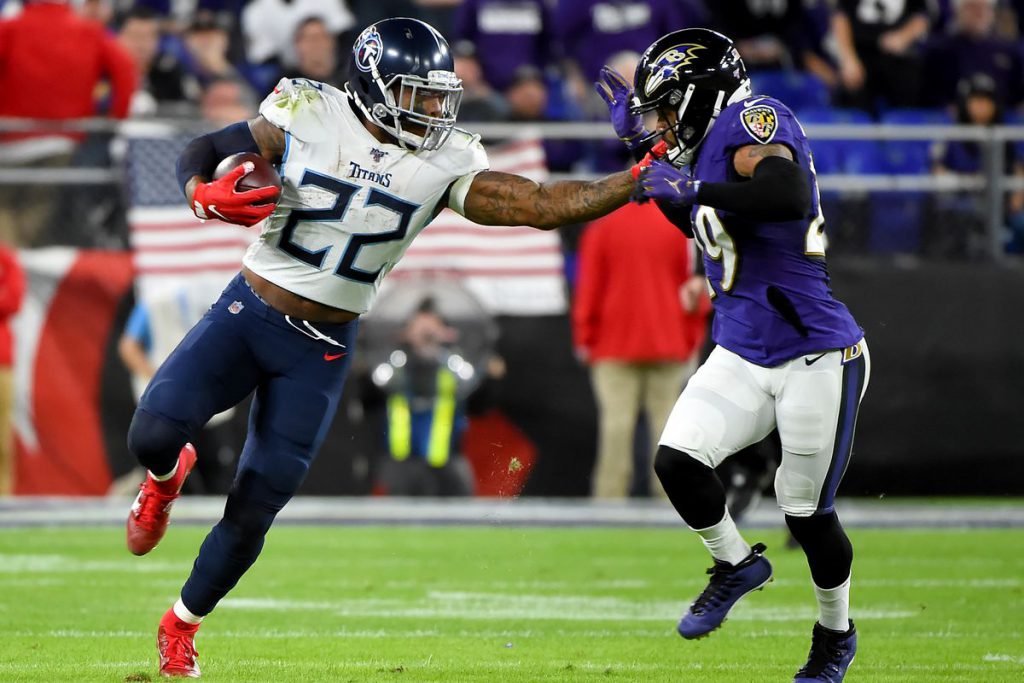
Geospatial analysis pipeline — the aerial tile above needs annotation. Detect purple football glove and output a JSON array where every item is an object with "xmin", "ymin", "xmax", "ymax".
[
  {"xmin": 594, "ymin": 65, "xmax": 645, "ymax": 150},
  {"xmin": 633, "ymin": 160, "xmax": 701, "ymax": 206}
]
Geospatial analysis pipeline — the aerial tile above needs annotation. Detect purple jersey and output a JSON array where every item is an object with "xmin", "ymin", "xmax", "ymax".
[{"xmin": 689, "ymin": 96, "xmax": 863, "ymax": 367}]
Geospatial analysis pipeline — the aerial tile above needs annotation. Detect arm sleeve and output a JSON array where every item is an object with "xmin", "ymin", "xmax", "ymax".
[
  {"xmin": 696, "ymin": 156, "xmax": 812, "ymax": 221},
  {"xmin": 448, "ymin": 170, "xmax": 485, "ymax": 214},
  {"xmin": 445, "ymin": 132, "xmax": 490, "ymax": 215},
  {"xmin": 655, "ymin": 199, "xmax": 695, "ymax": 238},
  {"xmin": 174, "ymin": 121, "xmax": 260, "ymax": 194}
]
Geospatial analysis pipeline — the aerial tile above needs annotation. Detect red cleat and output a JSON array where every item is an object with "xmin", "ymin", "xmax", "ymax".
[
  {"xmin": 126, "ymin": 443, "xmax": 197, "ymax": 555},
  {"xmin": 157, "ymin": 607, "xmax": 201, "ymax": 678}
]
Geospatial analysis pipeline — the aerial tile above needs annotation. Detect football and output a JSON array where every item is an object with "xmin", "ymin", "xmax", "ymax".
[{"xmin": 213, "ymin": 152, "xmax": 282, "ymax": 205}]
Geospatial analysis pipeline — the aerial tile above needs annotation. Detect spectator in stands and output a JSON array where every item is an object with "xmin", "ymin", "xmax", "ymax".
[
  {"xmin": 801, "ymin": 0, "xmax": 844, "ymax": 91},
  {"xmin": 923, "ymin": 0, "xmax": 1024, "ymax": 110},
  {"xmin": 504, "ymin": 65, "xmax": 584, "ymax": 172},
  {"xmin": 930, "ymin": 73, "xmax": 1024, "ymax": 255},
  {"xmin": 0, "ymin": 243, "xmax": 24, "ymax": 496},
  {"xmin": 286, "ymin": 16, "xmax": 347, "ymax": 88},
  {"xmin": 453, "ymin": 44, "xmax": 509, "ymax": 122},
  {"xmin": 370, "ymin": 297, "xmax": 487, "ymax": 497},
  {"xmin": 182, "ymin": 10, "xmax": 238, "ymax": 87},
  {"xmin": 118, "ymin": 7, "xmax": 201, "ymax": 117},
  {"xmin": 707, "ymin": 0, "xmax": 809, "ymax": 70},
  {"xmin": 409, "ymin": 0, "xmax": 461, "ymax": 38},
  {"xmin": 453, "ymin": 0, "xmax": 552, "ymax": 92},
  {"xmin": 829, "ymin": 0, "xmax": 931, "ymax": 112},
  {"xmin": 0, "ymin": 0, "xmax": 136, "ymax": 248},
  {"xmin": 573, "ymin": 201, "xmax": 707, "ymax": 499},
  {"xmin": 199, "ymin": 76, "xmax": 257, "ymax": 127},
  {"xmin": 242, "ymin": 0, "xmax": 355, "ymax": 70},
  {"xmin": 555, "ymin": 0, "xmax": 707, "ymax": 85},
  {"xmin": 78, "ymin": 0, "xmax": 114, "ymax": 25}
]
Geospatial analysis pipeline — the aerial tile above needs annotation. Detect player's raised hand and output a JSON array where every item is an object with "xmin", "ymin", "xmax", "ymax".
[
  {"xmin": 595, "ymin": 65, "xmax": 645, "ymax": 150},
  {"xmin": 191, "ymin": 162, "xmax": 279, "ymax": 227},
  {"xmin": 632, "ymin": 160, "xmax": 701, "ymax": 206}
]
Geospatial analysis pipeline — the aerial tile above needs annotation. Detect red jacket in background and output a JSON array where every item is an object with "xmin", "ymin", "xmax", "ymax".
[
  {"xmin": 0, "ymin": 2, "xmax": 137, "ymax": 139},
  {"xmin": 0, "ymin": 246, "xmax": 25, "ymax": 367},
  {"xmin": 573, "ymin": 201, "xmax": 709, "ymax": 363}
]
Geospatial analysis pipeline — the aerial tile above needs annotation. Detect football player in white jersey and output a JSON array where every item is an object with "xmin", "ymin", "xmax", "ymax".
[{"xmin": 124, "ymin": 17, "xmax": 646, "ymax": 678}]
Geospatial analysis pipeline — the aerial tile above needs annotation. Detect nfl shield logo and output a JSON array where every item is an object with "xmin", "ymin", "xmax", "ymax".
[
  {"xmin": 741, "ymin": 104, "xmax": 779, "ymax": 144},
  {"xmin": 228, "ymin": 301, "xmax": 244, "ymax": 314}
]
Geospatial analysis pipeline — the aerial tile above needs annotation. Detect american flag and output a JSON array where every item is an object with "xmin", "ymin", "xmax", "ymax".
[
  {"xmin": 389, "ymin": 137, "xmax": 567, "ymax": 315},
  {"xmin": 125, "ymin": 134, "xmax": 566, "ymax": 318}
]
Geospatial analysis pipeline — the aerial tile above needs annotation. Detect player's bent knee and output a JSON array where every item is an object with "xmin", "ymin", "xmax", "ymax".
[
  {"xmin": 126, "ymin": 408, "xmax": 191, "ymax": 473},
  {"xmin": 654, "ymin": 445, "xmax": 715, "ymax": 483},
  {"xmin": 774, "ymin": 466, "xmax": 820, "ymax": 516}
]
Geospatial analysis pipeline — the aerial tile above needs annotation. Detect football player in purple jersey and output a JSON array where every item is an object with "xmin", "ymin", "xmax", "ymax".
[{"xmin": 596, "ymin": 29, "xmax": 868, "ymax": 682}]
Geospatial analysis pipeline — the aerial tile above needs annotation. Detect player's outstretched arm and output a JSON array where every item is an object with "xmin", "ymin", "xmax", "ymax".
[{"xmin": 461, "ymin": 170, "xmax": 634, "ymax": 230}]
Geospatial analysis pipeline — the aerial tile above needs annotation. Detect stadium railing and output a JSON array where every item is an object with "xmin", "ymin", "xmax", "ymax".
[{"xmin": 2, "ymin": 118, "xmax": 1024, "ymax": 260}]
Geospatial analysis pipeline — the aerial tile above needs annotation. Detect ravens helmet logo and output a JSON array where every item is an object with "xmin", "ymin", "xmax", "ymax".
[{"xmin": 644, "ymin": 44, "xmax": 706, "ymax": 97}]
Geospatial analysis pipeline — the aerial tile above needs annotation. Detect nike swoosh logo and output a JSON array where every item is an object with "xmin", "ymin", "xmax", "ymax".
[
  {"xmin": 207, "ymin": 205, "xmax": 229, "ymax": 221},
  {"xmin": 324, "ymin": 352, "xmax": 347, "ymax": 362},
  {"xmin": 804, "ymin": 352, "xmax": 828, "ymax": 366},
  {"xmin": 744, "ymin": 97, "xmax": 768, "ymax": 107}
]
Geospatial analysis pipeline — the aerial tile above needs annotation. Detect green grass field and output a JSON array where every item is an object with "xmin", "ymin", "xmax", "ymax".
[{"xmin": 1, "ymin": 525, "xmax": 1022, "ymax": 682}]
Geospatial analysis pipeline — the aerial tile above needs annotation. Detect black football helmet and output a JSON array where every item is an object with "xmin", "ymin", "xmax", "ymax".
[
  {"xmin": 630, "ymin": 28, "xmax": 751, "ymax": 166},
  {"xmin": 347, "ymin": 18, "xmax": 463, "ymax": 151}
]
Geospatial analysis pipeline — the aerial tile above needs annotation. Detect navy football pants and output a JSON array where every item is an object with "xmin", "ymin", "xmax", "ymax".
[{"xmin": 127, "ymin": 273, "xmax": 357, "ymax": 615}]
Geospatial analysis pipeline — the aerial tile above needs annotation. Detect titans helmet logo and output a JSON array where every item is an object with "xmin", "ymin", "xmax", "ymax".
[
  {"xmin": 355, "ymin": 27, "xmax": 383, "ymax": 73},
  {"xmin": 644, "ymin": 44, "xmax": 706, "ymax": 97}
]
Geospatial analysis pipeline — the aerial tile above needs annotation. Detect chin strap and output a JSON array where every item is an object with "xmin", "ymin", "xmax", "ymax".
[{"xmin": 668, "ymin": 81, "xmax": 751, "ymax": 169}]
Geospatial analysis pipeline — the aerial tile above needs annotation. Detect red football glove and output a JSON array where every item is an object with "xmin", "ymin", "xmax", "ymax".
[
  {"xmin": 630, "ymin": 140, "xmax": 670, "ymax": 180},
  {"xmin": 191, "ymin": 162, "xmax": 280, "ymax": 227}
]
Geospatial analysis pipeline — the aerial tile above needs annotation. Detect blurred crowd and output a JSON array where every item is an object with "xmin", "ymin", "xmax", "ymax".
[
  {"xmin": 2, "ymin": 1, "xmax": 1024, "ymax": 150},
  {"xmin": 3, "ymin": 0, "xmax": 1024, "ymax": 255}
]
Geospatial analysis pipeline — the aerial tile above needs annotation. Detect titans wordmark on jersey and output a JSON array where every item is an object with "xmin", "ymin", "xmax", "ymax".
[{"xmin": 243, "ymin": 78, "xmax": 489, "ymax": 314}]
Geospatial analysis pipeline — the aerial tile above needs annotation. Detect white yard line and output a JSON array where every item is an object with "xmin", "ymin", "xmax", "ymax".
[{"xmin": 2, "ymin": 497, "xmax": 1022, "ymax": 528}]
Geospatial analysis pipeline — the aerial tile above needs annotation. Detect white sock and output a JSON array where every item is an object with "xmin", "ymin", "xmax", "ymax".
[
  {"xmin": 149, "ymin": 461, "xmax": 179, "ymax": 483},
  {"xmin": 692, "ymin": 509, "xmax": 751, "ymax": 566},
  {"xmin": 814, "ymin": 575, "xmax": 851, "ymax": 632},
  {"xmin": 173, "ymin": 598, "xmax": 204, "ymax": 625}
]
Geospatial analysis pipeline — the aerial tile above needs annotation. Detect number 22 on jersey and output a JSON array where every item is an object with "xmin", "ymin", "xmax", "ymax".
[{"xmin": 279, "ymin": 170, "xmax": 419, "ymax": 283}]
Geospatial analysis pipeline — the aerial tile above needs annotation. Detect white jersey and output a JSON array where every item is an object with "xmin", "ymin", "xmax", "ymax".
[{"xmin": 243, "ymin": 78, "xmax": 489, "ymax": 314}]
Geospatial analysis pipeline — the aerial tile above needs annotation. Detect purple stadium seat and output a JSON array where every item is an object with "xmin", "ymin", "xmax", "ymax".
[
  {"xmin": 867, "ymin": 110, "xmax": 950, "ymax": 253},
  {"xmin": 796, "ymin": 107, "xmax": 881, "ymax": 175}
]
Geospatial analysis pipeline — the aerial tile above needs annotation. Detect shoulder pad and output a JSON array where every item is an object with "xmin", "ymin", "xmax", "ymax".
[
  {"xmin": 259, "ymin": 78, "xmax": 334, "ymax": 143},
  {"xmin": 714, "ymin": 96, "xmax": 799, "ymax": 149},
  {"xmin": 428, "ymin": 127, "xmax": 489, "ymax": 176}
]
